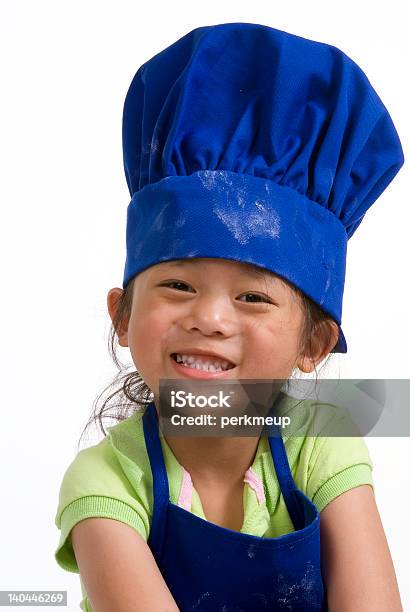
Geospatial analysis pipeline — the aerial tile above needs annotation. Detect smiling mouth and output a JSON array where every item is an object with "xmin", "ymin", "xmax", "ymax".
[{"xmin": 170, "ymin": 353, "xmax": 236, "ymax": 372}]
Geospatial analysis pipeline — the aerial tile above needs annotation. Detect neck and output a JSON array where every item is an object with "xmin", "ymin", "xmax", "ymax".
[{"xmin": 163, "ymin": 434, "xmax": 261, "ymax": 486}]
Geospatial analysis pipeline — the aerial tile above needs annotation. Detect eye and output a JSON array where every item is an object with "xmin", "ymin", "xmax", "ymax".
[
  {"xmin": 238, "ymin": 293, "xmax": 274, "ymax": 304},
  {"xmin": 159, "ymin": 280, "xmax": 195, "ymax": 292},
  {"xmin": 158, "ymin": 283, "xmax": 274, "ymax": 303}
]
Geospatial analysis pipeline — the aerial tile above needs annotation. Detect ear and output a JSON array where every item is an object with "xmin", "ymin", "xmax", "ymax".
[
  {"xmin": 296, "ymin": 320, "xmax": 340, "ymax": 373},
  {"xmin": 107, "ymin": 287, "xmax": 129, "ymax": 348}
]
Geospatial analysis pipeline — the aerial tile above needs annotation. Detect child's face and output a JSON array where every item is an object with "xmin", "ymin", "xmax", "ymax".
[{"xmin": 108, "ymin": 258, "xmax": 314, "ymax": 398}]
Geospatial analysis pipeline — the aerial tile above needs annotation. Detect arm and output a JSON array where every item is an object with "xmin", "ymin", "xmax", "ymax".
[
  {"xmin": 71, "ymin": 518, "xmax": 180, "ymax": 612},
  {"xmin": 320, "ymin": 484, "xmax": 402, "ymax": 611}
]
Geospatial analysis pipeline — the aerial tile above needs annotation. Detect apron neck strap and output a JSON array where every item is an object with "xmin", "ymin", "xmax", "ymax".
[
  {"xmin": 143, "ymin": 399, "xmax": 305, "ymax": 537},
  {"xmin": 268, "ymin": 432, "xmax": 305, "ymax": 530},
  {"xmin": 142, "ymin": 401, "xmax": 169, "ymax": 559}
]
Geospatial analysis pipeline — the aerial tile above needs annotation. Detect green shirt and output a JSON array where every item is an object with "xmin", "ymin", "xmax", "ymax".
[{"xmin": 54, "ymin": 394, "xmax": 374, "ymax": 611}]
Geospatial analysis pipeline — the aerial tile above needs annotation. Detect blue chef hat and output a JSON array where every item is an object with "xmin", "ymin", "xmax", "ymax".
[{"xmin": 122, "ymin": 22, "xmax": 404, "ymax": 353}]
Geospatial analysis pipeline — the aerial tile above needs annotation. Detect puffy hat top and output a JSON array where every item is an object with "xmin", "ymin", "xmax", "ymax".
[{"xmin": 122, "ymin": 22, "xmax": 404, "ymax": 353}]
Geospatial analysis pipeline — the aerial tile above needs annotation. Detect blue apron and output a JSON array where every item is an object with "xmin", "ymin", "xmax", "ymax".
[{"xmin": 142, "ymin": 401, "xmax": 328, "ymax": 611}]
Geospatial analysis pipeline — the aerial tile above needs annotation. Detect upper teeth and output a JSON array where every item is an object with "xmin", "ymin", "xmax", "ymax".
[{"xmin": 174, "ymin": 354, "xmax": 233, "ymax": 372}]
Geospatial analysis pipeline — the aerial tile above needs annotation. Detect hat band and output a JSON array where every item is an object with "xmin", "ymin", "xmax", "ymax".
[{"xmin": 123, "ymin": 170, "xmax": 347, "ymax": 339}]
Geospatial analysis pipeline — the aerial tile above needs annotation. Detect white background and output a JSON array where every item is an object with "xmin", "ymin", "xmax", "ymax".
[{"xmin": 1, "ymin": 1, "xmax": 409, "ymax": 610}]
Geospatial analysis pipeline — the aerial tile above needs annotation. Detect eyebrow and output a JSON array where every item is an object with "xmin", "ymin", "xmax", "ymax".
[{"xmin": 161, "ymin": 259, "xmax": 274, "ymax": 282}]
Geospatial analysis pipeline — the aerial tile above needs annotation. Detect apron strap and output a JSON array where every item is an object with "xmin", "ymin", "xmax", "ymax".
[
  {"xmin": 143, "ymin": 398, "xmax": 305, "ymax": 544},
  {"xmin": 268, "ymin": 431, "xmax": 305, "ymax": 531},
  {"xmin": 142, "ymin": 401, "xmax": 169, "ymax": 561}
]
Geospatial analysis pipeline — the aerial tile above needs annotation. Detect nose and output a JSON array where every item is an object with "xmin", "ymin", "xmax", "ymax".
[{"xmin": 180, "ymin": 294, "xmax": 236, "ymax": 336}]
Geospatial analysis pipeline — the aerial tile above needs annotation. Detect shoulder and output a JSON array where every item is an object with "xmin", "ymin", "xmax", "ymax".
[
  {"xmin": 55, "ymin": 409, "xmax": 150, "ymax": 520},
  {"xmin": 54, "ymin": 408, "xmax": 154, "ymax": 573},
  {"xmin": 277, "ymin": 392, "xmax": 374, "ymax": 512}
]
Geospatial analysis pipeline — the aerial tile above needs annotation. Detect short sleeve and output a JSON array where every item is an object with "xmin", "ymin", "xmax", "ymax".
[
  {"xmin": 305, "ymin": 408, "xmax": 374, "ymax": 512},
  {"xmin": 54, "ymin": 436, "xmax": 151, "ymax": 573}
]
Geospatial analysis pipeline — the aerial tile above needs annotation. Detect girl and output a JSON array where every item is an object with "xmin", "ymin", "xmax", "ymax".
[{"xmin": 54, "ymin": 22, "xmax": 404, "ymax": 611}]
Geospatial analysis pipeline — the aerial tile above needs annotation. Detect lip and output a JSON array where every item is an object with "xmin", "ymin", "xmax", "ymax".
[
  {"xmin": 170, "ymin": 348, "xmax": 237, "ymax": 367},
  {"xmin": 169, "ymin": 354, "xmax": 237, "ymax": 379}
]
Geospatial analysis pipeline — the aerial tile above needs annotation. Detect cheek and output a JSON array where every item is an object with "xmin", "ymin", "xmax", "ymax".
[
  {"xmin": 127, "ymin": 305, "xmax": 171, "ymax": 371},
  {"xmin": 246, "ymin": 313, "xmax": 302, "ymax": 370}
]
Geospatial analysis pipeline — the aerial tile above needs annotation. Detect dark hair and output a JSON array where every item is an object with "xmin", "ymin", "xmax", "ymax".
[{"xmin": 78, "ymin": 268, "xmax": 337, "ymax": 449}]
